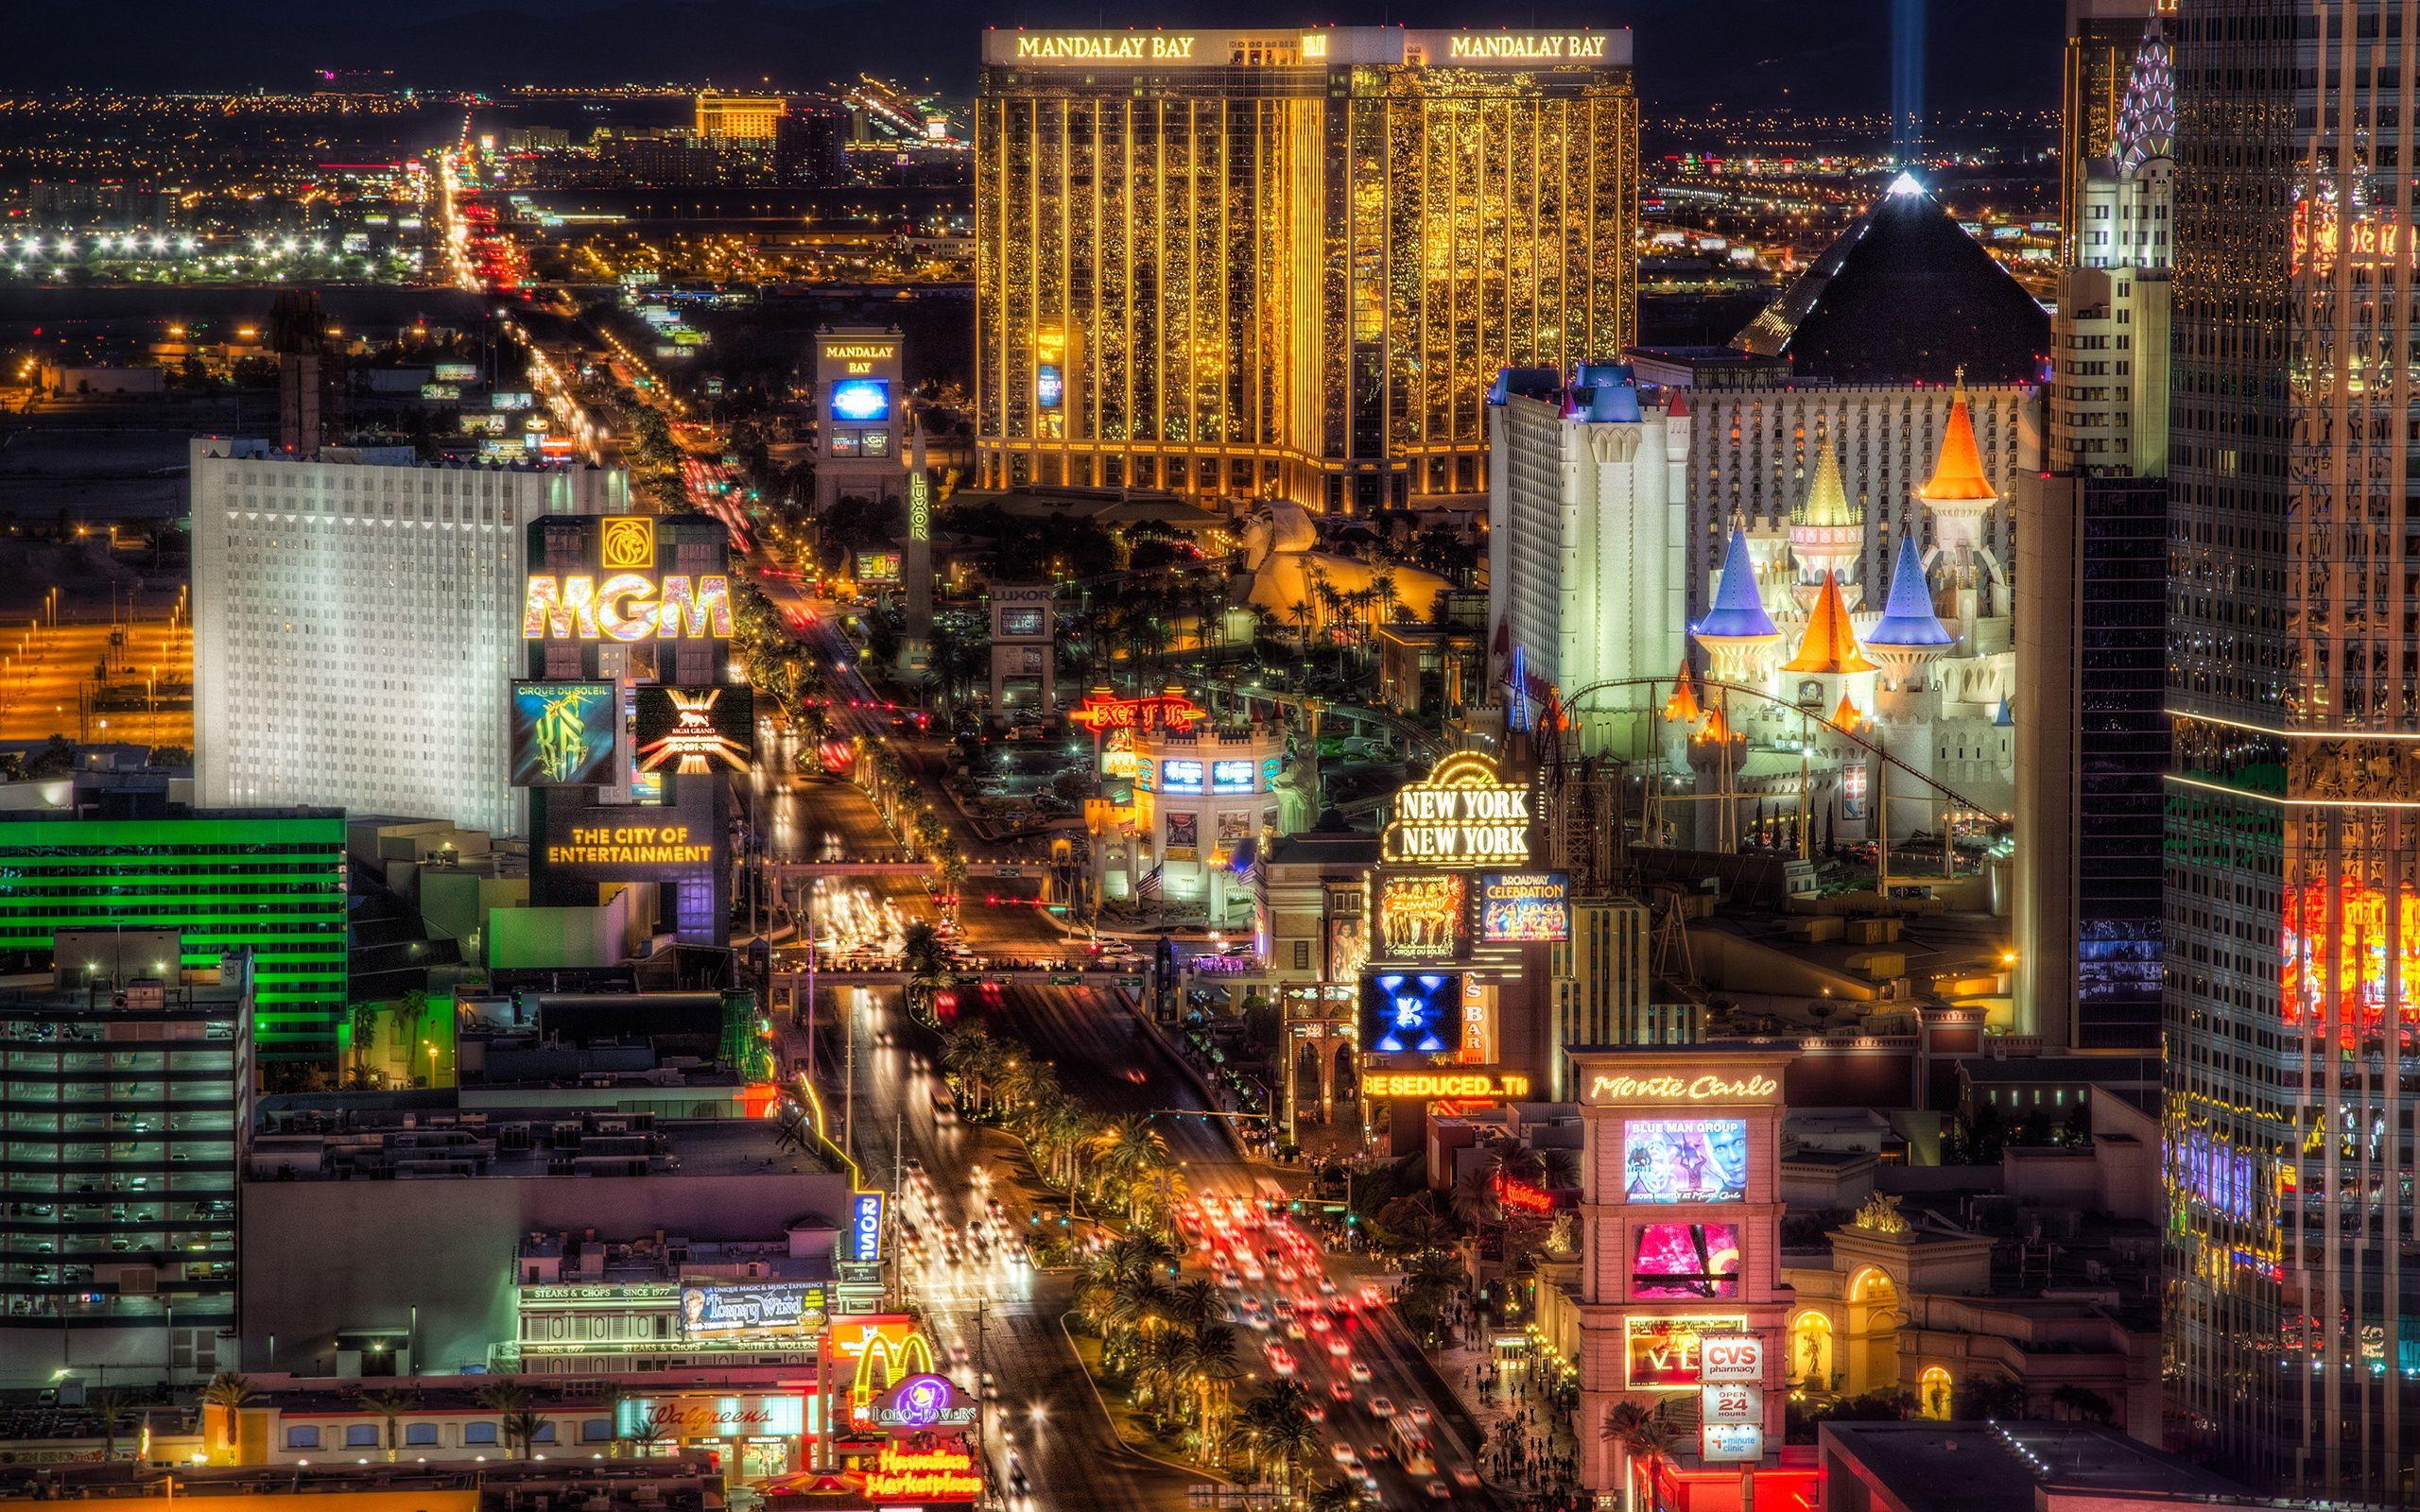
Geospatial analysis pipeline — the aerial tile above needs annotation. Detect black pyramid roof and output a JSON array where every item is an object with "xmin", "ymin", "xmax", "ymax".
[{"xmin": 1732, "ymin": 177, "xmax": 2050, "ymax": 386}]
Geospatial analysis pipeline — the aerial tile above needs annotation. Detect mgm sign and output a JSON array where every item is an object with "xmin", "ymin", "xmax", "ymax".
[{"xmin": 525, "ymin": 516, "xmax": 734, "ymax": 643}]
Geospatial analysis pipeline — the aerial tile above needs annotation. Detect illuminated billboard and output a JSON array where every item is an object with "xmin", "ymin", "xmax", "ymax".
[
  {"xmin": 523, "ymin": 573, "xmax": 733, "ymax": 642},
  {"xmin": 433, "ymin": 362, "xmax": 480, "ymax": 383},
  {"xmin": 1068, "ymin": 690, "xmax": 1206, "ymax": 735},
  {"xmin": 1375, "ymin": 873, "xmax": 1465, "ymax": 960},
  {"xmin": 1162, "ymin": 759, "xmax": 1205, "ymax": 794},
  {"xmin": 1379, "ymin": 751, "xmax": 1531, "ymax": 868},
  {"xmin": 510, "ymin": 681, "xmax": 618, "ymax": 786},
  {"xmin": 1000, "ymin": 608, "xmax": 1046, "ymax": 637},
  {"xmin": 1363, "ymin": 1070, "xmax": 1531, "ymax": 1101},
  {"xmin": 1211, "ymin": 758, "xmax": 1256, "ymax": 794},
  {"xmin": 831, "ymin": 378, "xmax": 892, "ymax": 422},
  {"xmin": 541, "ymin": 800, "xmax": 720, "ymax": 883},
  {"xmin": 1478, "ymin": 871, "xmax": 1569, "ymax": 942},
  {"xmin": 866, "ymin": 1440, "xmax": 979, "ymax": 1503},
  {"xmin": 1360, "ymin": 970, "xmax": 1463, "ymax": 1057},
  {"xmin": 1622, "ymin": 1118, "xmax": 1749, "ymax": 1204},
  {"xmin": 1625, "ymin": 1314, "xmax": 1747, "ymax": 1391},
  {"xmin": 679, "ymin": 1280, "xmax": 828, "ymax": 1339},
  {"xmin": 634, "ymin": 685, "xmax": 756, "ymax": 774},
  {"xmin": 1037, "ymin": 363, "xmax": 1064, "ymax": 409},
  {"xmin": 851, "ymin": 1191, "xmax": 885, "ymax": 1263},
  {"xmin": 1632, "ymin": 1222, "xmax": 1742, "ymax": 1300},
  {"xmin": 617, "ymin": 1395, "xmax": 805, "ymax": 1441},
  {"xmin": 856, "ymin": 550, "xmax": 902, "ymax": 583},
  {"xmin": 1699, "ymin": 1422, "xmax": 1764, "ymax": 1463}
]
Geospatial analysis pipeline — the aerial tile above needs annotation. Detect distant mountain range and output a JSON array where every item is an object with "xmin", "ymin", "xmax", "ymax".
[{"xmin": 13, "ymin": 0, "xmax": 2059, "ymax": 117}]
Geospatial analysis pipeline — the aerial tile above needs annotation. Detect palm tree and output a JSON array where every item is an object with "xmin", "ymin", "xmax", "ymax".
[
  {"xmin": 89, "ymin": 1388, "xmax": 130, "ymax": 1462},
  {"xmin": 347, "ymin": 1002, "xmax": 379, "ymax": 1085},
  {"xmin": 1305, "ymin": 1480, "xmax": 1359, "ymax": 1512},
  {"xmin": 622, "ymin": 1403, "xmax": 678, "ymax": 1458},
  {"xmin": 477, "ymin": 1382, "xmax": 540, "ymax": 1460},
  {"xmin": 941, "ymin": 1024, "xmax": 1005, "ymax": 1114},
  {"xmin": 996, "ymin": 1056, "xmax": 1052, "ymax": 1120},
  {"xmin": 1174, "ymin": 1322, "xmax": 1242, "ymax": 1452},
  {"xmin": 2048, "ymin": 1383, "xmax": 2115, "ymax": 1424},
  {"xmin": 1450, "ymin": 1160, "xmax": 1500, "ymax": 1231},
  {"xmin": 1167, "ymin": 1279, "xmax": 1225, "ymax": 1335},
  {"xmin": 1229, "ymin": 1380, "xmax": 1318, "ymax": 1493},
  {"xmin": 201, "ymin": 1373, "xmax": 255, "ymax": 1465},
  {"xmin": 1287, "ymin": 595, "xmax": 1316, "ymax": 645},
  {"xmin": 1373, "ymin": 1192, "xmax": 1449, "ymax": 1252},
  {"xmin": 361, "ymin": 1388, "xmax": 417, "ymax": 1462},
  {"xmin": 1372, "ymin": 568, "xmax": 1401, "ymax": 627},
  {"xmin": 1605, "ymin": 1400, "xmax": 1680, "ymax": 1512}
]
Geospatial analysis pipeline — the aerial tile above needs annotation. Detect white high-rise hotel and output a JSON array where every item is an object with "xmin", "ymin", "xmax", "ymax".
[{"xmin": 191, "ymin": 440, "xmax": 624, "ymax": 835}]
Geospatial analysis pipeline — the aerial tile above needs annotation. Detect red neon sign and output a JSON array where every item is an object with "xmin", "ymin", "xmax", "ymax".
[
  {"xmin": 1492, "ymin": 1171, "xmax": 1554, "ymax": 1216},
  {"xmin": 865, "ymin": 1440, "xmax": 981, "ymax": 1503},
  {"xmin": 1068, "ymin": 692, "xmax": 1207, "ymax": 735}
]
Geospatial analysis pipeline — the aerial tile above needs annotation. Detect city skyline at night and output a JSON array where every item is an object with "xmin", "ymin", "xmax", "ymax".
[{"xmin": 0, "ymin": 4, "xmax": 2391, "ymax": 1512}]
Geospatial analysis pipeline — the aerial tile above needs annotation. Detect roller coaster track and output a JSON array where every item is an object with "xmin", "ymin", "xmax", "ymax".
[{"xmin": 1550, "ymin": 675, "xmax": 2012, "ymax": 831}]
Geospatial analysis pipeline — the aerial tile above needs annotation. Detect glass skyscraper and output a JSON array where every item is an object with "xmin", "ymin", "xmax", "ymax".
[
  {"xmin": 2167, "ymin": 0, "xmax": 2420, "ymax": 1496},
  {"xmin": 0, "ymin": 813, "xmax": 348, "ymax": 1063},
  {"xmin": 973, "ymin": 26, "xmax": 1637, "ymax": 512}
]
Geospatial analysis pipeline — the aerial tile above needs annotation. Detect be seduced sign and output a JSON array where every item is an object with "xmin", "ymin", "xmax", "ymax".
[{"xmin": 1379, "ymin": 752, "xmax": 1531, "ymax": 868}]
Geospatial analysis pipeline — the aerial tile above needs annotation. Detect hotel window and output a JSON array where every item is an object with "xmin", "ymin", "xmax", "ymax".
[
  {"xmin": 464, "ymin": 1423, "xmax": 498, "ymax": 1445},
  {"xmin": 285, "ymin": 1427, "xmax": 320, "ymax": 1450},
  {"xmin": 406, "ymin": 1424, "xmax": 440, "ymax": 1446}
]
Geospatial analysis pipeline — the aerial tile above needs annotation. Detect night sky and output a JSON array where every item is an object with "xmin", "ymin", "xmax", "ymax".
[{"xmin": 14, "ymin": 0, "xmax": 2060, "ymax": 116}]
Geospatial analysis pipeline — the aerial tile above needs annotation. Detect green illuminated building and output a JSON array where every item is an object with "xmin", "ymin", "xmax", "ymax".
[{"xmin": 0, "ymin": 812, "xmax": 347, "ymax": 1062}]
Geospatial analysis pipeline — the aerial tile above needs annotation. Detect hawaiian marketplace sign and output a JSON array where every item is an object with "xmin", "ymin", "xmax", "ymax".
[
  {"xmin": 1380, "ymin": 751, "xmax": 1531, "ymax": 868},
  {"xmin": 865, "ymin": 1438, "xmax": 982, "ymax": 1503}
]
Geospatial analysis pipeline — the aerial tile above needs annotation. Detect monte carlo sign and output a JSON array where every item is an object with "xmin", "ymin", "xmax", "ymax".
[{"xmin": 1380, "ymin": 751, "xmax": 1532, "ymax": 868}]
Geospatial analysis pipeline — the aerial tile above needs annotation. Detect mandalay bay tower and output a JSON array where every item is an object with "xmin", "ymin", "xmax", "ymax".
[
  {"xmin": 973, "ymin": 26, "xmax": 1637, "ymax": 512},
  {"xmin": 2167, "ymin": 0, "xmax": 2420, "ymax": 1499}
]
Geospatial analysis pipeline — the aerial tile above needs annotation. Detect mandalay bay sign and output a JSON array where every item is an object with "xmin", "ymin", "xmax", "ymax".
[{"xmin": 1379, "ymin": 751, "xmax": 1532, "ymax": 868}]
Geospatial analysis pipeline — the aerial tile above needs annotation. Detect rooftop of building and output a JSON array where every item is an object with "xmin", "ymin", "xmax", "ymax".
[
  {"xmin": 1732, "ymin": 175, "xmax": 2050, "ymax": 387},
  {"xmin": 0, "ymin": 971, "xmax": 249, "ymax": 1022},
  {"xmin": 1960, "ymin": 1055, "xmax": 2159, "ymax": 1086},
  {"xmin": 245, "ymin": 1107, "xmax": 829, "ymax": 1182},
  {"xmin": 1818, "ymin": 1421, "xmax": 2244, "ymax": 1512},
  {"xmin": 516, "ymin": 1228, "xmax": 838, "ymax": 1285},
  {"xmin": 0, "ymin": 804, "xmax": 343, "ymax": 831},
  {"xmin": 0, "ymin": 1455, "xmax": 720, "ymax": 1506},
  {"xmin": 195, "ymin": 435, "xmax": 612, "ymax": 474},
  {"xmin": 1263, "ymin": 828, "xmax": 1380, "ymax": 868},
  {"xmin": 954, "ymin": 486, "xmax": 1228, "ymax": 533}
]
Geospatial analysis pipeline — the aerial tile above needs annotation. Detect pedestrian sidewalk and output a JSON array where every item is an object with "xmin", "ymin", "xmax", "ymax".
[{"xmin": 1432, "ymin": 1323, "xmax": 1585, "ymax": 1499}]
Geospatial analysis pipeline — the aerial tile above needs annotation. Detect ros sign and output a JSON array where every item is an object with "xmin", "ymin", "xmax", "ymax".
[{"xmin": 851, "ymin": 1191, "xmax": 885, "ymax": 1263}]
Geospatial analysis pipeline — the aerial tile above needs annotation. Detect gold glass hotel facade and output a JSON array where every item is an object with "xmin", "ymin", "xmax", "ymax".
[{"xmin": 974, "ymin": 27, "xmax": 1637, "ymax": 511}]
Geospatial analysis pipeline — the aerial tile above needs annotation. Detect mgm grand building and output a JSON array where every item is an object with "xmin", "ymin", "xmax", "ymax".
[{"xmin": 973, "ymin": 26, "xmax": 1637, "ymax": 512}]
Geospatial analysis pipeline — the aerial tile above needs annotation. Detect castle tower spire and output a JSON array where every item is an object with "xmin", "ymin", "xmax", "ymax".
[{"xmin": 1691, "ymin": 526, "xmax": 1784, "ymax": 686}]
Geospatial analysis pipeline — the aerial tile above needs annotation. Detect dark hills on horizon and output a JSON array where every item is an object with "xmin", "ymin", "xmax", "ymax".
[{"xmin": 11, "ymin": 0, "xmax": 2058, "ymax": 120}]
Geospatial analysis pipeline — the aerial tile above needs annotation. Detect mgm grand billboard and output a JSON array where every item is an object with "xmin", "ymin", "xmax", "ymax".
[{"xmin": 519, "ymin": 514, "xmax": 738, "ymax": 946}]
